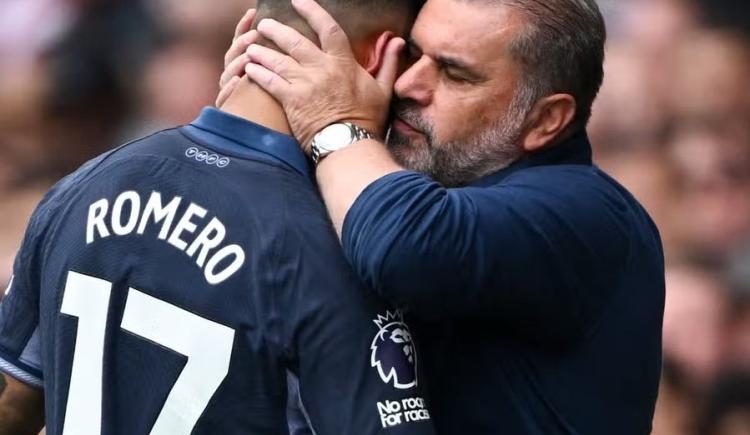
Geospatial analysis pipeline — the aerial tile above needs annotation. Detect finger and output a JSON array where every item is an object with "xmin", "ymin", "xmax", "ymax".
[
  {"xmin": 225, "ymin": 29, "xmax": 259, "ymax": 68},
  {"xmin": 220, "ymin": 52, "xmax": 251, "ymax": 88},
  {"xmin": 256, "ymin": 19, "xmax": 320, "ymax": 64},
  {"xmin": 376, "ymin": 37, "xmax": 405, "ymax": 94},
  {"xmin": 245, "ymin": 62, "xmax": 291, "ymax": 102},
  {"xmin": 291, "ymin": 0, "xmax": 351, "ymax": 55},
  {"xmin": 233, "ymin": 8, "xmax": 257, "ymax": 40},
  {"xmin": 246, "ymin": 43, "xmax": 300, "ymax": 81},
  {"xmin": 216, "ymin": 76, "xmax": 241, "ymax": 108}
]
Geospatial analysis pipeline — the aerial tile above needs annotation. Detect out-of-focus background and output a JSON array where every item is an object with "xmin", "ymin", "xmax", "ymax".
[{"xmin": 0, "ymin": 0, "xmax": 748, "ymax": 433}]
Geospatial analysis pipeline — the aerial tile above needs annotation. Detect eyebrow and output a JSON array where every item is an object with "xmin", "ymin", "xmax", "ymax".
[{"xmin": 407, "ymin": 38, "xmax": 486, "ymax": 82}]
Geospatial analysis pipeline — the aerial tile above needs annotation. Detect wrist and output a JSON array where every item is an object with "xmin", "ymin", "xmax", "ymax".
[
  {"xmin": 343, "ymin": 119, "xmax": 383, "ymax": 140},
  {"xmin": 309, "ymin": 122, "xmax": 377, "ymax": 165}
]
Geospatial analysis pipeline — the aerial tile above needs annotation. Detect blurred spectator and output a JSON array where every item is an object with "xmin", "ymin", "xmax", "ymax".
[
  {"xmin": 697, "ymin": 373, "xmax": 750, "ymax": 435},
  {"xmin": 663, "ymin": 262, "xmax": 729, "ymax": 391},
  {"xmin": 150, "ymin": 0, "xmax": 252, "ymax": 50},
  {"xmin": 0, "ymin": 62, "xmax": 50, "ymax": 189},
  {"xmin": 668, "ymin": 120, "xmax": 750, "ymax": 257},
  {"xmin": 653, "ymin": 360, "xmax": 695, "ymax": 435},
  {"xmin": 696, "ymin": 0, "xmax": 750, "ymax": 38},
  {"xmin": 667, "ymin": 30, "xmax": 750, "ymax": 122},
  {"xmin": 125, "ymin": 41, "xmax": 227, "ymax": 139},
  {"xmin": 0, "ymin": 0, "xmax": 76, "ymax": 63},
  {"xmin": 589, "ymin": 41, "xmax": 671, "ymax": 152},
  {"xmin": 724, "ymin": 249, "xmax": 750, "ymax": 372},
  {"xmin": 597, "ymin": 147, "xmax": 681, "ymax": 255},
  {"xmin": 38, "ymin": 0, "xmax": 162, "ymax": 180}
]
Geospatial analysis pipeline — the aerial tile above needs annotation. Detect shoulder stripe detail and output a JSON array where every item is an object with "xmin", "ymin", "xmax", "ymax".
[{"xmin": 0, "ymin": 355, "xmax": 43, "ymax": 388}]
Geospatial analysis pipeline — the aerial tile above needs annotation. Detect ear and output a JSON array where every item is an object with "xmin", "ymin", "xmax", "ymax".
[
  {"xmin": 522, "ymin": 94, "xmax": 577, "ymax": 153},
  {"xmin": 360, "ymin": 31, "xmax": 395, "ymax": 76}
]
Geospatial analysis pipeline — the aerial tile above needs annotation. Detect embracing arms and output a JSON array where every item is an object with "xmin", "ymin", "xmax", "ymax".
[{"xmin": 218, "ymin": 0, "xmax": 633, "ymax": 342}]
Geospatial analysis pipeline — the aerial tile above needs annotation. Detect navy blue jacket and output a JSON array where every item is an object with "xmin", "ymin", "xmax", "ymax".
[{"xmin": 343, "ymin": 130, "xmax": 665, "ymax": 434}]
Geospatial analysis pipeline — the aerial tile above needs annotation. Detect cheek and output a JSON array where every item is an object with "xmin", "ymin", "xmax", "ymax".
[{"xmin": 430, "ymin": 89, "xmax": 507, "ymax": 143}]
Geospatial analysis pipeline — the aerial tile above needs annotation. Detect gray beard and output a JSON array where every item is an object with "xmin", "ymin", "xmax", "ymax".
[{"xmin": 386, "ymin": 102, "xmax": 526, "ymax": 187}]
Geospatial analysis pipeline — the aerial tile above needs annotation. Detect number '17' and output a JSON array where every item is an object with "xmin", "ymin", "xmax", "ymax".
[{"xmin": 60, "ymin": 271, "xmax": 235, "ymax": 435}]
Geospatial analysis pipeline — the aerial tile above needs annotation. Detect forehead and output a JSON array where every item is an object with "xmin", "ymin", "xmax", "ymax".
[{"xmin": 411, "ymin": 0, "xmax": 523, "ymax": 64}]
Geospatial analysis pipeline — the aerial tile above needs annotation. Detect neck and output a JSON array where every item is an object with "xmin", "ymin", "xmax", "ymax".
[{"xmin": 220, "ymin": 78, "xmax": 292, "ymax": 136}]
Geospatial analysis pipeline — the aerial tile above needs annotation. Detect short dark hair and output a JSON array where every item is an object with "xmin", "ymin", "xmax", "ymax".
[
  {"xmin": 255, "ymin": 0, "xmax": 424, "ymax": 42},
  {"xmin": 501, "ymin": 0, "xmax": 607, "ymax": 129}
]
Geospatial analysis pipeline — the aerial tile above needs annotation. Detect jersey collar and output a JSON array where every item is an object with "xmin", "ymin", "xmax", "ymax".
[
  {"xmin": 188, "ymin": 107, "xmax": 312, "ymax": 180},
  {"xmin": 470, "ymin": 129, "xmax": 594, "ymax": 187}
]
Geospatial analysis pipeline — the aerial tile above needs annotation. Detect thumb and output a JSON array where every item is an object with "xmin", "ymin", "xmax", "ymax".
[{"xmin": 375, "ymin": 37, "xmax": 405, "ymax": 95}]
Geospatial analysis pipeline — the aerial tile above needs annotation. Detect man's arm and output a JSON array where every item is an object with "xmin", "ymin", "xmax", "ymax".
[
  {"xmin": 316, "ymin": 139, "xmax": 402, "ymax": 234},
  {"xmin": 0, "ymin": 374, "xmax": 44, "ymax": 435},
  {"xmin": 340, "ymin": 166, "xmax": 634, "ymax": 343}
]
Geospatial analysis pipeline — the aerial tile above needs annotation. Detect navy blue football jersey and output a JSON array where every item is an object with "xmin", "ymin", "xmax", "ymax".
[{"xmin": 0, "ymin": 108, "xmax": 433, "ymax": 435}]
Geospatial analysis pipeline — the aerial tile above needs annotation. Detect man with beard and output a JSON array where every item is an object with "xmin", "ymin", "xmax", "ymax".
[{"xmin": 220, "ymin": 0, "xmax": 665, "ymax": 433}]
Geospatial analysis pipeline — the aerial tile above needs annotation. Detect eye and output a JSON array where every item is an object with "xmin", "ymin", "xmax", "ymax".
[{"xmin": 442, "ymin": 67, "xmax": 471, "ymax": 84}]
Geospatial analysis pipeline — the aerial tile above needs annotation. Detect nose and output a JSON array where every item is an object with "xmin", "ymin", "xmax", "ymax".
[{"xmin": 394, "ymin": 56, "xmax": 436, "ymax": 106}]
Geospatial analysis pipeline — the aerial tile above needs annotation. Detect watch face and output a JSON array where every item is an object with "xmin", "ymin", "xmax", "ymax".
[{"xmin": 318, "ymin": 123, "xmax": 355, "ymax": 152}]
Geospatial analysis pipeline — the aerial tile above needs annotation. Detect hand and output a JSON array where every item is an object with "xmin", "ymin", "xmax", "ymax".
[
  {"xmin": 244, "ymin": 0, "xmax": 405, "ymax": 151},
  {"xmin": 216, "ymin": 8, "xmax": 258, "ymax": 108}
]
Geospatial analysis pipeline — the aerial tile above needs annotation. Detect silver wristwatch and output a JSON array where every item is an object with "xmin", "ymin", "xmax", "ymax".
[{"xmin": 310, "ymin": 122, "xmax": 374, "ymax": 165}]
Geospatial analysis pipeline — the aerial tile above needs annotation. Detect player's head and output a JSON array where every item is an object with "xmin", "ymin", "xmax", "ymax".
[
  {"xmin": 387, "ymin": 0, "xmax": 606, "ymax": 187},
  {"xmin": 253, "ymin": 0, "xmax": 423, "ymax": 70}
]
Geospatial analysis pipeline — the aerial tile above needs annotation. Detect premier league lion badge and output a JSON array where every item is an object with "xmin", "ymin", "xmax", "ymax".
[{"xmin": 371, "ymin": 311, "xmax": 417, "ymax": 389}]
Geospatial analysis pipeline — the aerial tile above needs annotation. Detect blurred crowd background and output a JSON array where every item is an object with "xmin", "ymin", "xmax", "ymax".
[{"xmin": 0, "ymin": 0, "xmax": 748, "ymax": 433}]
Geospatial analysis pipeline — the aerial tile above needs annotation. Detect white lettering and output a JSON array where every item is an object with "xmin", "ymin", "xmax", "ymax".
[
  {"xmin": 84, "ymin": 192, "xmax": 246, "ymax": 285},
  {"xmin": 403, "ymin": 409, "xmax": 430, "ymax": 422},
  {"xmin": 168, "ymin": 203, "xmax": 207, "ymax": 251},
  {"xmin": 86, "ymin": 199, "xmax": 110, "ymax": 244},
  {"xmin": 377, "ymin": 397, "xmax": 430, "ymax": 429},
  {"xmin": 204, "ymin": 245, "xmax": 245, "ymax": 285},
  {"xmin": 186, "ymin": 218, "xmax": 226, "ymax": 267},
  {"xmin": 111, "ymin": 191, "xmax": 141, "ymax": 236},
  {"xmin": 383, "ymin": 413, "xmax": 402, "ymax": 427},
  {"xmin": 137, "ymin": 192, "xmax": 182, "ymax": 239},
  {"xmin": 401, "ymin": 397, "xmax": 423, "ymax": 409}
]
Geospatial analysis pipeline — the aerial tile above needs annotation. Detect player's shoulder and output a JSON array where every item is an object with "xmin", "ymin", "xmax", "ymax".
[
  {"xmin": 24, "ymin": 128, "xmax": 187, "ymax": 224},
  {"xmin": 58, "ymin": 128, "xmax": 185, "ymax": 180}
]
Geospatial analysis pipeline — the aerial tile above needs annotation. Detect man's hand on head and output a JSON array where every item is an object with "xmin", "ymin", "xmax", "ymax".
[
  {"xmin": 216, "ymin": 8, "xmax": 258, "ymax": 108},
  {"xmin": 243, "ymin": 0, "xmax": 406, "ymax": 151},
  {"xmin": 216, "ymin": 0, "xmax": 405, "ymax": 237}
]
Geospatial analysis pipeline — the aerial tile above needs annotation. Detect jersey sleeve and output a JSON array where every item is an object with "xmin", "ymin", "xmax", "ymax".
[
  {"xmin": 0, "ymin": 198, "xmax": 54, "ymax": 388},
  {"xmin": 280, "ymin": 196, "xmax": 435, "ymax": 435},
  {"xmin": 342, "ymin": 169, "xmax": 636, "ymax": 344}
]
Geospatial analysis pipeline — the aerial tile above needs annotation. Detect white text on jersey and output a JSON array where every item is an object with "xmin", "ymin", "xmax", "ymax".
[{"xmin": 85, "ymin": 191, "xmax": 245, "ymax": 285}]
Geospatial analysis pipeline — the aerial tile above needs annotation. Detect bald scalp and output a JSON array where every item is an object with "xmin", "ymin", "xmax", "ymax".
[{"xmin": 254, "ymin": 0, "xmax": 423, "ymax": 45}]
